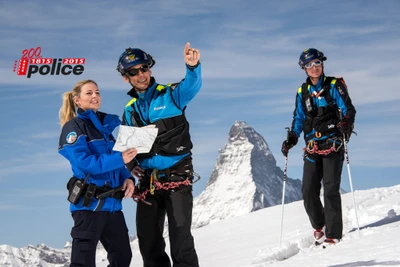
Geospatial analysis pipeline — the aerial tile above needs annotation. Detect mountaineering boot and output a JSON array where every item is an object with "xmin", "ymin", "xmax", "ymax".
[
  {"xmin": 314, "ymin": 228, "xmax": 325, "ymax": 244},
  {"xmin": 322, "ymin": 238, "xmax": 340, "ymax": 249}
]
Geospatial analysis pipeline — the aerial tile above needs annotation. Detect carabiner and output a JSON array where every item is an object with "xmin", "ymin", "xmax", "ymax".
[{"xmin": 149, "ymin": 169, "xmax": 158, "ymax": 195}]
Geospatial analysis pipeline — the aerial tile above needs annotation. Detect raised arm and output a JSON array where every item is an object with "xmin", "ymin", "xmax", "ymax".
[{"xmin": 171, "ymin": 42, "xmax": 202, "ymax": 109}]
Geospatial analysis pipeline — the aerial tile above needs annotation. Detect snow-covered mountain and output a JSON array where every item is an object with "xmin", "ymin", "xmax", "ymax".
[
  {"xmin": 0, "ymin": 243, "xmax": 70, "ymax": 267},
  {"xmin": 0, "ymin": 237, "xmax": 138, "ymax": 267},
  {"xmin": 191, "ymin": 121, "xmax": 302, "ymax": 229}
]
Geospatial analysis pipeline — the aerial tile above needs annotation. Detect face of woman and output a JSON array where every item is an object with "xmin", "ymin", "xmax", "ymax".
[
  {"xmin": 304, "ymin": 59, "xmax": 323, "ymax": 79},
  {"xmin": 74, "ymin": 82, "xmax": 101, "ymax": 112}
]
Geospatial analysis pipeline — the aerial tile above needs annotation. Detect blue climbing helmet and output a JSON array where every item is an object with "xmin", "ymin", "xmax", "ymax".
[
  {"xmin": 298, "ymin": 48, "xmax": 327, "ymax": 69},
  {"xmin": 117, "ymin": 48, "xmax": 155, "ymax": 75}
]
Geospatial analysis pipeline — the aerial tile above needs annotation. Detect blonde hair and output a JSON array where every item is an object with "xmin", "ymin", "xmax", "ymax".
[{"xmin": 59, "ymin": 79, "xmax": 98, "ymax": 127}]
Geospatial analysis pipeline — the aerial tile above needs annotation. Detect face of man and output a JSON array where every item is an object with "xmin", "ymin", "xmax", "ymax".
[
  {"xmin": 123, "ymin": 64, "xmax": 152, "ymax": 92},
  {"xmin": 304, "ymin": 59, "xmax": 323, "ymax": 79}
]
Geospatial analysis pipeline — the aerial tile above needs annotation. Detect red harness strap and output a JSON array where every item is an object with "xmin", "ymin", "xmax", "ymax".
[
  {"xmin": 132, "ymin": 179, "xmax": 192, "ymax": 205},
  {"xmin": 304, "ymin": 138, "xmax": 343, "ymax": 156}
]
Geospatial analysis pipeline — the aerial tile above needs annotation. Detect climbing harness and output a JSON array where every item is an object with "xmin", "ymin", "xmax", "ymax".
[
  {"xmin": 304, "ymin": 137, "xmax": 343, "ymax": 155},
  {"xmin": 132, "ymin": 169, "xmax": 201, "ymax": 205}
]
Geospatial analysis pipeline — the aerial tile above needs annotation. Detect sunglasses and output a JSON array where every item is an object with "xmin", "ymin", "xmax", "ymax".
[
  {"xmin": 304, "ymin": 60, "xmax": 322, "ymax": 69},
  {"xmin": 126, "ymin": 65, "xmax": 150, "ymax": 76}
]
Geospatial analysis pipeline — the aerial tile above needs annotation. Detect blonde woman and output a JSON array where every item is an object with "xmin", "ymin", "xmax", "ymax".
[{"xmin": 58, "ymin": 79, "xmax": 137, "ymax": 267}]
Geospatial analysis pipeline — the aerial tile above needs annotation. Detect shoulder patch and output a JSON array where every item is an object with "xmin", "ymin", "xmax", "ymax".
[{"xmin": 66, "ymin": 131, "xmax": 78, "ymax": 144}]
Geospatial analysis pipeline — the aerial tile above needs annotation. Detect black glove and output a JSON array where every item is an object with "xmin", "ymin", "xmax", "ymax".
[
  {"xmin": 337, "ymin": 115, "xmax": 353, "ymax": 134},
  {"xmin": 281, "ymin": 131, "xmax": 298, "ymax": 157}
]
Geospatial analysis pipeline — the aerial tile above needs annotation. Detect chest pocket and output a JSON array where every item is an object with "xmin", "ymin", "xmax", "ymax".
[
  {"xmin": 87, "ymin": 139, "xmax": 110, "ymax": 155},
  {"xmin": 83, "ymin": 123, "xmax": 112, "ymax": 155}
]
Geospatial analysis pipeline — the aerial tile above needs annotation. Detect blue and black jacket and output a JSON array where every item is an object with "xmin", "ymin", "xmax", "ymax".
[
  {"xmin": 122, "ymin": 64, "xmax": 202, "ymax": 171},
  {"xmin": 291, "ymin": 75, "xmax": 356, "ymax": 143},
  {"xmin": 58, "ymin": 109, "xmax": 133, "ymax": 212}
]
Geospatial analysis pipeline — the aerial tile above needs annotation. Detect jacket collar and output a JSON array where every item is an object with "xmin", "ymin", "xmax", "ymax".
[
  {"xmin": 306, "ymin": 74, "xmax": 325, "ymax": 89},
  {"xmin": 126, "ymin": 77, "xmax": 156, "ymax": 99},
  {"xmin": 77, "ymin": 109, "xmax": 120, "ymax": 134}
]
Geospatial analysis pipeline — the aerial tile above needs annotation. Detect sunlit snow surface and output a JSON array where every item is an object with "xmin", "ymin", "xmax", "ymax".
[{"xmin": 2, "ymin": 185, "xmax": 399, "ymax": 266}]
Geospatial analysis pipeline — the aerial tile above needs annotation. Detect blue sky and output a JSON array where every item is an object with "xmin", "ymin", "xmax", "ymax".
[{"xmin": 0, "ymin": 0, "xmax": 399, "ymax": 249}]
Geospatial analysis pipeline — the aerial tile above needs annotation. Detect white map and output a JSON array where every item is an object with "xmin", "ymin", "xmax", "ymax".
[{"xmin": 113, "ymin": 125, "xmax": 158, "ymax": 154}]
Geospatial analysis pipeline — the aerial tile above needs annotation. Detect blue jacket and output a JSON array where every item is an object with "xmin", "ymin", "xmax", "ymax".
[
  {"xmin": 58, "ymin": 109, "xmax": 132, "ymax": 212},
  {"xmin": 122, "ymin": 64, "xmax": 202, "ymax": 170},
  {"xmin": 292, "ymin": 76, "xmax": 356, "ymax": 143}
]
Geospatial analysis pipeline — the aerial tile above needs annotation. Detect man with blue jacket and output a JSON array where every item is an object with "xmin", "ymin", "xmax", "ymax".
[
  {"xmin": 281, "ymin": 48, "xmax": 356, "ymax": 246},
  {"xmin": 117, "ymin": 42, "xmax": 201, "ymax": 267}
]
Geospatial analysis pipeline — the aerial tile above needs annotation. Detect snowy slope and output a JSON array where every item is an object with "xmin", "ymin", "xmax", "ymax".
[
  {"xmin": 2, "ymin": 185, "xmax": 399, "ymax": 266},
  {"xmin": 133, "ymin": 185, "xmax": 400, "ymax": 267}
]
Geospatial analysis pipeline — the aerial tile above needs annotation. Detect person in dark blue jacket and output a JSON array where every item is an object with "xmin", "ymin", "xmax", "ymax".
[
  {"xmin": 281, "ymin": 48, "xmax": 356, "ymax": 246},
  {"xmin": 116, "ymin": 42, "xmax": 201, "ymax": 267},
  {"xmin": 58, "ymin": 79, "xmax": 138, "ymax": 267}
]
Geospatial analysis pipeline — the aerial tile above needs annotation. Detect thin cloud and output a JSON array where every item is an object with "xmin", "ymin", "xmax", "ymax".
[
  {"xmin": 5, "ymin": 190, "xmax": 66, "ymax": 198},
  {"xmin": 29, "ymin": 131, "xmax": 61, "ymax": 139},
  {"xmin": 0, "ymin": 152, "xmax": 70, "ymax": 181},
  {"xmin": 0, "ymin": 203, "xmax": 28, "ymax": 211},
  {"xmin": 195, "ymin": 118, "xmax": 222, "ymax": 126}
]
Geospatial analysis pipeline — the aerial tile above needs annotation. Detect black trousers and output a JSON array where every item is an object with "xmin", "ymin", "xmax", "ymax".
[
  {"xmin": 70, "ymin": 210, "xmax": 132, "ymax": 267},
  {"xmin": 136, "ymin": 186, "xmax": 199, "ymax": 267},
  {"xmin": 302, "ymin": 150, "xmax": 344, "ymax": 239}
]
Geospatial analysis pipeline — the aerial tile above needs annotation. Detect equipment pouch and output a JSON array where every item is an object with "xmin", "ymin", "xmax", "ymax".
[
  {"xmin": 82, "ymin": 184, "xmax": 96, "ymax": 207},
  {"xmin": 67, "ymin": 178, "xmax": 85, "ymax": 205},
  {"xmin": 305, "ymin": 96, "xmax": 313, "ymax": 113}
]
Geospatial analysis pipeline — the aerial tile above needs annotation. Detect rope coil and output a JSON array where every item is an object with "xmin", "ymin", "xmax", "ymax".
[
  {"xmin": 132, "ymin": 171, "xmax": 200, "ymax": 205},
  {"xmin": 304, "ymin": 137, "xmax": 343, "ymax": 155}
]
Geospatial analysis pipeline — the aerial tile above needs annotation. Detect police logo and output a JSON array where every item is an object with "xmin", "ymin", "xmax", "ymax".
[
  {"xmin": 126, "ymin": 54, "xmax": 136, "ymax": 62},
  {"xmin": 66, "ymin": 132, "xmax": 77, "ymax": 144}
]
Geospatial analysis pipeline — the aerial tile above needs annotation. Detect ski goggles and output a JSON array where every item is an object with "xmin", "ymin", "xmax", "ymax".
[
  {"xmin": 304, "ymin": 60, "xmax": 322, "ymax": 69},
  {"xmin": 126, "ymin": 65, "xmax": 150, "ymax": 76}
]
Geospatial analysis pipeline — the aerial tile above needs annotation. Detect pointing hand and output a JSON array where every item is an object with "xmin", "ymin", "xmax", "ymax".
[{"xmin": 184, "ymin": 42, "xmax": 200, "ymax": 66}]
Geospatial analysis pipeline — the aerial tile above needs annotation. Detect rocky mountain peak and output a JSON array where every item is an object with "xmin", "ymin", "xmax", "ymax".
[{"xmin": 192, "ymin": 121, "xmax": 302, "ymax": 229}]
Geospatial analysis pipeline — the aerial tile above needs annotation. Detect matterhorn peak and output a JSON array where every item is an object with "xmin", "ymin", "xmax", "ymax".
[
  {"xmin": 192, "ymin": 121, "xmax": 302, "ymax": 229},
  {"xmin": 229, "ymin": 121, "xmax": 271, "ymax": 151},
  {"xmin": 229, "ymin": 121, "xmax": 264, "ymax": 140},
  {"xmin": 230, "ymin": 120, "xmax": 275, "ymax": 159}
]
